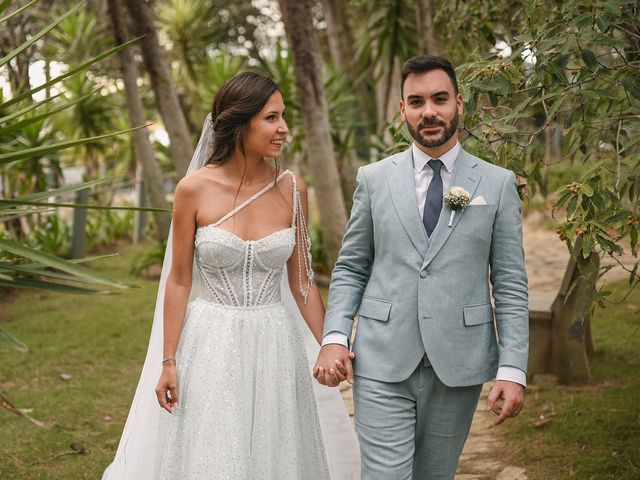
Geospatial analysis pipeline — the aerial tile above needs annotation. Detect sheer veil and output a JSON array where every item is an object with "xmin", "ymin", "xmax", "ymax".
[{"xmin": 103, "ymin": 114, "xmax": 360, "ymax": 479}]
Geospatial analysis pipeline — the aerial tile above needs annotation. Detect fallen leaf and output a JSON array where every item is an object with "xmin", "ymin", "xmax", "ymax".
[
  {"xmin": 533, "ymin": 417, "xmax": 553, "ymax": 428},
  {"xmin": 70, "ymin": 443, "xmax": 85, "ymax": 454}
]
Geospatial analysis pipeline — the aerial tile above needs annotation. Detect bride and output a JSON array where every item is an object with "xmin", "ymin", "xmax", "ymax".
[{"xmin": 103, "ymin": 72, "xmax": 360, "ymax": 479}]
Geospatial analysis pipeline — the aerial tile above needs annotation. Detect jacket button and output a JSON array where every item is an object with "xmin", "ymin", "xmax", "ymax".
[{"xmin": 420, "ymin": 270, "xmax": 428, "ymax": 278}]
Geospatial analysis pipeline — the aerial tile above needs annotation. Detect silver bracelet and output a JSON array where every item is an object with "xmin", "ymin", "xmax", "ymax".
[{"xmin": 162, "ymin": 355, "xmax": 176, "ymax": 364}]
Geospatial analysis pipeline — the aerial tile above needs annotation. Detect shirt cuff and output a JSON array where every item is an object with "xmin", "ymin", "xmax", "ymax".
[
  {"xmin": 322, "ymin": 332, "xmax": 349, "ymax": 348},
  {"xmin": 496, "ymin": 366, "xmax": 527, "ymax": 388}
]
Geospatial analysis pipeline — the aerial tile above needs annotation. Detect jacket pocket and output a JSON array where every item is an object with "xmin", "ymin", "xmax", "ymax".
[
  {"xmin": 358, "ymin": 296, "xmax": 392, "ymax": 322},
  {"xmin": 463, "ymin": 303, "xmax": 494, "ymax": 326}
]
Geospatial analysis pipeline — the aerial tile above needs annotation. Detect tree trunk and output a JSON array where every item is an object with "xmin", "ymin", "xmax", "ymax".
[
  {"xmin": 549, "ymin": 237, "xmax": 599, "ymax": 384},
  {"xmin": 375, "ymin": 55, "xmax": 401, "ymax": 139},
  {"xmin": 108, "ymin": 0, "xmax": 171, "ymax": 241},
  {"xmin": 278, "ymin": 0, "xmax": 347, "ymax": 268},
  {"xmin": 321, "ymin": 0, "xmax": 367, "ymax": 206},
  {"xmin": 321, "ymin": 0, "xmax": 373, "ymax": 131},
  {"xmin": 123, "ymin": 0, "xmax": 193, "ymax": 177},
  {"xmin": 415, "ymin": 0, "xmax": 439, "ymax": 54},
  {"xmin": 0, "ymin": 6, "xmax": 34, "ymax": 99}
]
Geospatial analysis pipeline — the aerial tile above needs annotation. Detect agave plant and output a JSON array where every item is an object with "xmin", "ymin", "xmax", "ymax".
[
  {"xmin": 0, "ymin": 1, "xmax": 165, "ymax": 352},
  {"xmin": 0, "ymin": 0, "xmax": 171, "ymax": 425}
]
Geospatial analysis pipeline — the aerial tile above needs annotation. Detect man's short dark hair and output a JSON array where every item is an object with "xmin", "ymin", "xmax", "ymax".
[{"xmin": 401, "ymin": 55, "xmax": 459, "ymax": 98}]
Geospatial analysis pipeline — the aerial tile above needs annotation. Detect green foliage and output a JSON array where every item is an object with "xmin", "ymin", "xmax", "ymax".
[
  {"xmin": 353, "ymin": 0, "xmax": 418, "ymax": 87},
  {"xmin": 42, "ymin": 2, "xmax": 112, "ymax": 65},
  {"xmin": 308, "ymin": 220, "xmax": 329, "ymax": 275},
  {"xmin": 503, "ymin": 281, "xmax": 640, "ymax": 479},
  {"xmin": 154, "ymin": 0, "xmax": 264, "ymax": 121},
  {"xmin": 86, "ymin": 207, "xmax": 134, "ymax": 247},
  {"xmin": 0, "ymin": 3, "xmax": 138, "ymax": 353},
  {"xmin": 129, "ymin": 241, "xmax": 165, "ymax": 277},
  {"xmin": 452, "ymin": 0, "xmax": 639, "ymax": 287},
  {"xmin": 194, "ymin": 53, "xmax": 246, "ymax": 117},
  {"xmin": 28, "ymin": 214, "xmax": 71, "ymax": 257},
  {"xmin": 0, "ymin": 245, "xmax": 158, "ymax": 478}
]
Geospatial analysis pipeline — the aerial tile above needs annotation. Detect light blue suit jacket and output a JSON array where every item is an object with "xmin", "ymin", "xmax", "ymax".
[{"xmin": 324, "ymin": 146, "xmax": 529, "ymax": 387}]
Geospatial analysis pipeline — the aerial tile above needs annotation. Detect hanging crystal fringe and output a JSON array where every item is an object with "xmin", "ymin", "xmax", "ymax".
[{"xmin": 294, "ymin": 189, "xmax": 314, "ymax": 304}]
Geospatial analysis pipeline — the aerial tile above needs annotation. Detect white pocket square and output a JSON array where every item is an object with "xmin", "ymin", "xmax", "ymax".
[{"xmin": 469, "ymin": 195, "xmax": 488, "ymax": 206}]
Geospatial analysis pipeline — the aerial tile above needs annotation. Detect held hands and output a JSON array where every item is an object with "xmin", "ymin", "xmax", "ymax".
[
  {"xmin": 485, "ymin": 380, "xmax": 525, "ymax": 425},
  {"xmin": 156, "ymin": 363, "xmax": 179, "ymax": 413},
  {"xmin": 313, "ymin": 344, "xmax": 356, "ymax": 387}
]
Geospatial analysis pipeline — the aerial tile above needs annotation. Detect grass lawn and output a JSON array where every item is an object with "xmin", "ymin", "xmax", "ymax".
[
  {"xmin": 503, "ymin": 282, "xmax": 640, "ymax": 479},
  {"xmin": 0, "ymin": 244, "xmax": 160, "ymax": 480},
  {"xmin": 1, "ymin": 242, "xmax": 638, "ymax": 479}
]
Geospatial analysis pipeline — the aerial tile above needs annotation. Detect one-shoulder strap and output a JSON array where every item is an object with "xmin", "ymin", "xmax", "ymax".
[{"xmin": 212, "ymin": 170, "xmax": 290, "ymax": 227}]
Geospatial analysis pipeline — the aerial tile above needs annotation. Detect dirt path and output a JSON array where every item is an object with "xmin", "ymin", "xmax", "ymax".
[{"xmin": 338, "ymin": 214, "xmax": 636, "ymax": 479}]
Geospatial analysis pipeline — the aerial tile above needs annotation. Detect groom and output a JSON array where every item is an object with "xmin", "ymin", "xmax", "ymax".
[{"xmin": 314, "ymin": 55, "xmax": 529, "ymax": 479}]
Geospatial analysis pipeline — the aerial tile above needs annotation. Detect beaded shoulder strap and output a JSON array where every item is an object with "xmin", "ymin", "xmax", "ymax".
[
  {"xmin": 212, "ymin": 170, "xmax": 289, "ymax": 228},
  {"xmin": 287, "ymin": 171, "xmax": 314, "ymax": 304}
]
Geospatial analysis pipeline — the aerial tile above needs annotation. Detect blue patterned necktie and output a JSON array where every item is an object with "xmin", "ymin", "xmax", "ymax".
[{"xmin": 423, "ymin": 159, "xmax": 443, "ymax": 236}]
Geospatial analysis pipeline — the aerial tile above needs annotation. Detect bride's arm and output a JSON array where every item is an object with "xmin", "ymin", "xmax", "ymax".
[
  {"xmin": 286, "ymin": 178, "xmax": 325, "ymax": 344},
  {"xmin": 156, "ymin": 176, "xmax": 198, "ymax": 413}
]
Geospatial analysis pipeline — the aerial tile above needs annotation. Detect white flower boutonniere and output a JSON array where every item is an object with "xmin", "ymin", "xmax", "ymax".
[{"xmin": 443, "ymin": 186, "xmax": 471, "ymax": 227}]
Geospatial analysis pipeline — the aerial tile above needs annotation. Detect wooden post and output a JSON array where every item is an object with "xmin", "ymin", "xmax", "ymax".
[
  {"xmin": 71, "ymin": 188, "xmax": 88, "ymax": 259},
  {"xmin": 133, "ymin": 164, "xmax": 147, "ymax": 244}
]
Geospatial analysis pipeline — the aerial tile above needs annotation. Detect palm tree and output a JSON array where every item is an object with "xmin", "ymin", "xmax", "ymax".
[
  {"xmin": 278, "ymin": 0, "xmax": 347, "ymax": 268},
  {"xmin": 354, "ymin": 0, "xmax": 418, "ymax": 134},
  {"xmin": 153, "ymin": 0, "xmax": 261, "ymax": 127},
  {"xmin": 0, "ymin": 1, "xmax": 151, "ymax": 340},
  {"xmin": 415, "ymin": 0, "xmax": 439, "ymax": 54},
  {"xmin": 123, "ymin": 0, "xmax": 193, "ymax": 177},
  {"xmin": 107, "ymin": 0, "xmax": 171, "ymax": 241},
  {"xmin": 0, "ymin": 4, "xmax": 153, "ymax": 426}
]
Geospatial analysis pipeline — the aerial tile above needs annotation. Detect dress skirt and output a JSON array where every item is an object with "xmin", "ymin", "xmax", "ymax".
[{"xmin": 158, "ymin": 298, "xmax": 331, "ymax": 480}]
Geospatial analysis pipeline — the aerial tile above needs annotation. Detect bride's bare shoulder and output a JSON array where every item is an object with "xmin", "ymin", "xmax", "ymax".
[{"xmin": 175, "ymin": 167, "xmax": 224, "ymax": 198}]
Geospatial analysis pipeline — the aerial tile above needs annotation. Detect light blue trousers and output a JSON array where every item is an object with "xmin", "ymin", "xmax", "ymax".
[{"xmin": 353, "ymin": 361, "xmax": 482, "ymax": 480}]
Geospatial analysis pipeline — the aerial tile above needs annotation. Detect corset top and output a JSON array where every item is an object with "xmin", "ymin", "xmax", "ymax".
[{"xmin": 194, "ymin": 225, "xmax": 295, "ymax": 307}]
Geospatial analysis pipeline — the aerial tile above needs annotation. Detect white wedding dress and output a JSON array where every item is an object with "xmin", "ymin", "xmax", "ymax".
[
  {"xmin": 104, "ymin": 167, "xmax": 360, "ymax": 479},
  {"xmin": 158, "ymin": 171, "xmax": 329, "ymax": 478}
]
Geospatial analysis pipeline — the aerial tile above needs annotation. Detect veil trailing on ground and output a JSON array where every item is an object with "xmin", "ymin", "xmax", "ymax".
[{"xmin": 103, "ymin": 115, "xmax": 360, "ymax": 479}]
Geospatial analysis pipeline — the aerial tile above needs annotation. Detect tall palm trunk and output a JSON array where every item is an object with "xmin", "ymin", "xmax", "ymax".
[
  {"xmin": 108, "ymin": 0, "xmax": 171, "ymax": 241},
  {"xmin": 322, "ymin": 0, "xmax": 369, "ymax": 206},
  {"xmin": 415, "ymin": 0, "xmax": 439, "ymax": 54},
  {"xmin": 1, "ymin": 10, "xmax": 34, "ymax": 100},
  {"xmin": 375, "ymin": 55, "xmax": 401, "ymax": 138},
  {"xmin": 278, "ymin": 0, "xmax": 347, "ymax": 268},
  {"xmin": 322, "ymin": 0, "xmax": 373, "ymax": 134},
  {"xmin": 123, "ymin": 0, "xmax": 193, "ymax": 177}
]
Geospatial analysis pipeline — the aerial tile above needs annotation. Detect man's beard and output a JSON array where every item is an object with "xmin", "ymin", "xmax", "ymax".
[{"xmin": 407, "ymin": 110, "xmax": 459, "ymax": 148}]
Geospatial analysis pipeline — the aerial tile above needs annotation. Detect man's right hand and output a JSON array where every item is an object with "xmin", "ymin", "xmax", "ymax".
[{"xmin": 313, "ymin": 344, "xmax": 355, "ymax": 387}]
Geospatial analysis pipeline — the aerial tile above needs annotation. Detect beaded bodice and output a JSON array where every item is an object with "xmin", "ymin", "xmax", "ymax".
[
  {"xmin": 195, "ymin": 226, "xmax": 295, "ymax": 306},
  {"xmin": 193, "ymin": 171, "xmax": 313, "ymax": 307}
]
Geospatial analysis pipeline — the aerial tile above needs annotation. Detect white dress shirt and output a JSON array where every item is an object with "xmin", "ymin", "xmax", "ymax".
[{"xmin": 322, "ymin": 141, "xmax": 526, "ymax": 387}]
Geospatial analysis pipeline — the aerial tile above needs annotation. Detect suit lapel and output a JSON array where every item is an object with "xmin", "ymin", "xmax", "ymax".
[
  {"xmin": 422, "ymin": 148, "xmax": 481, "ymax": 268},
  {"xmin": 387, "ymin": 147, "xmax": 429, "ymax": 258}
]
